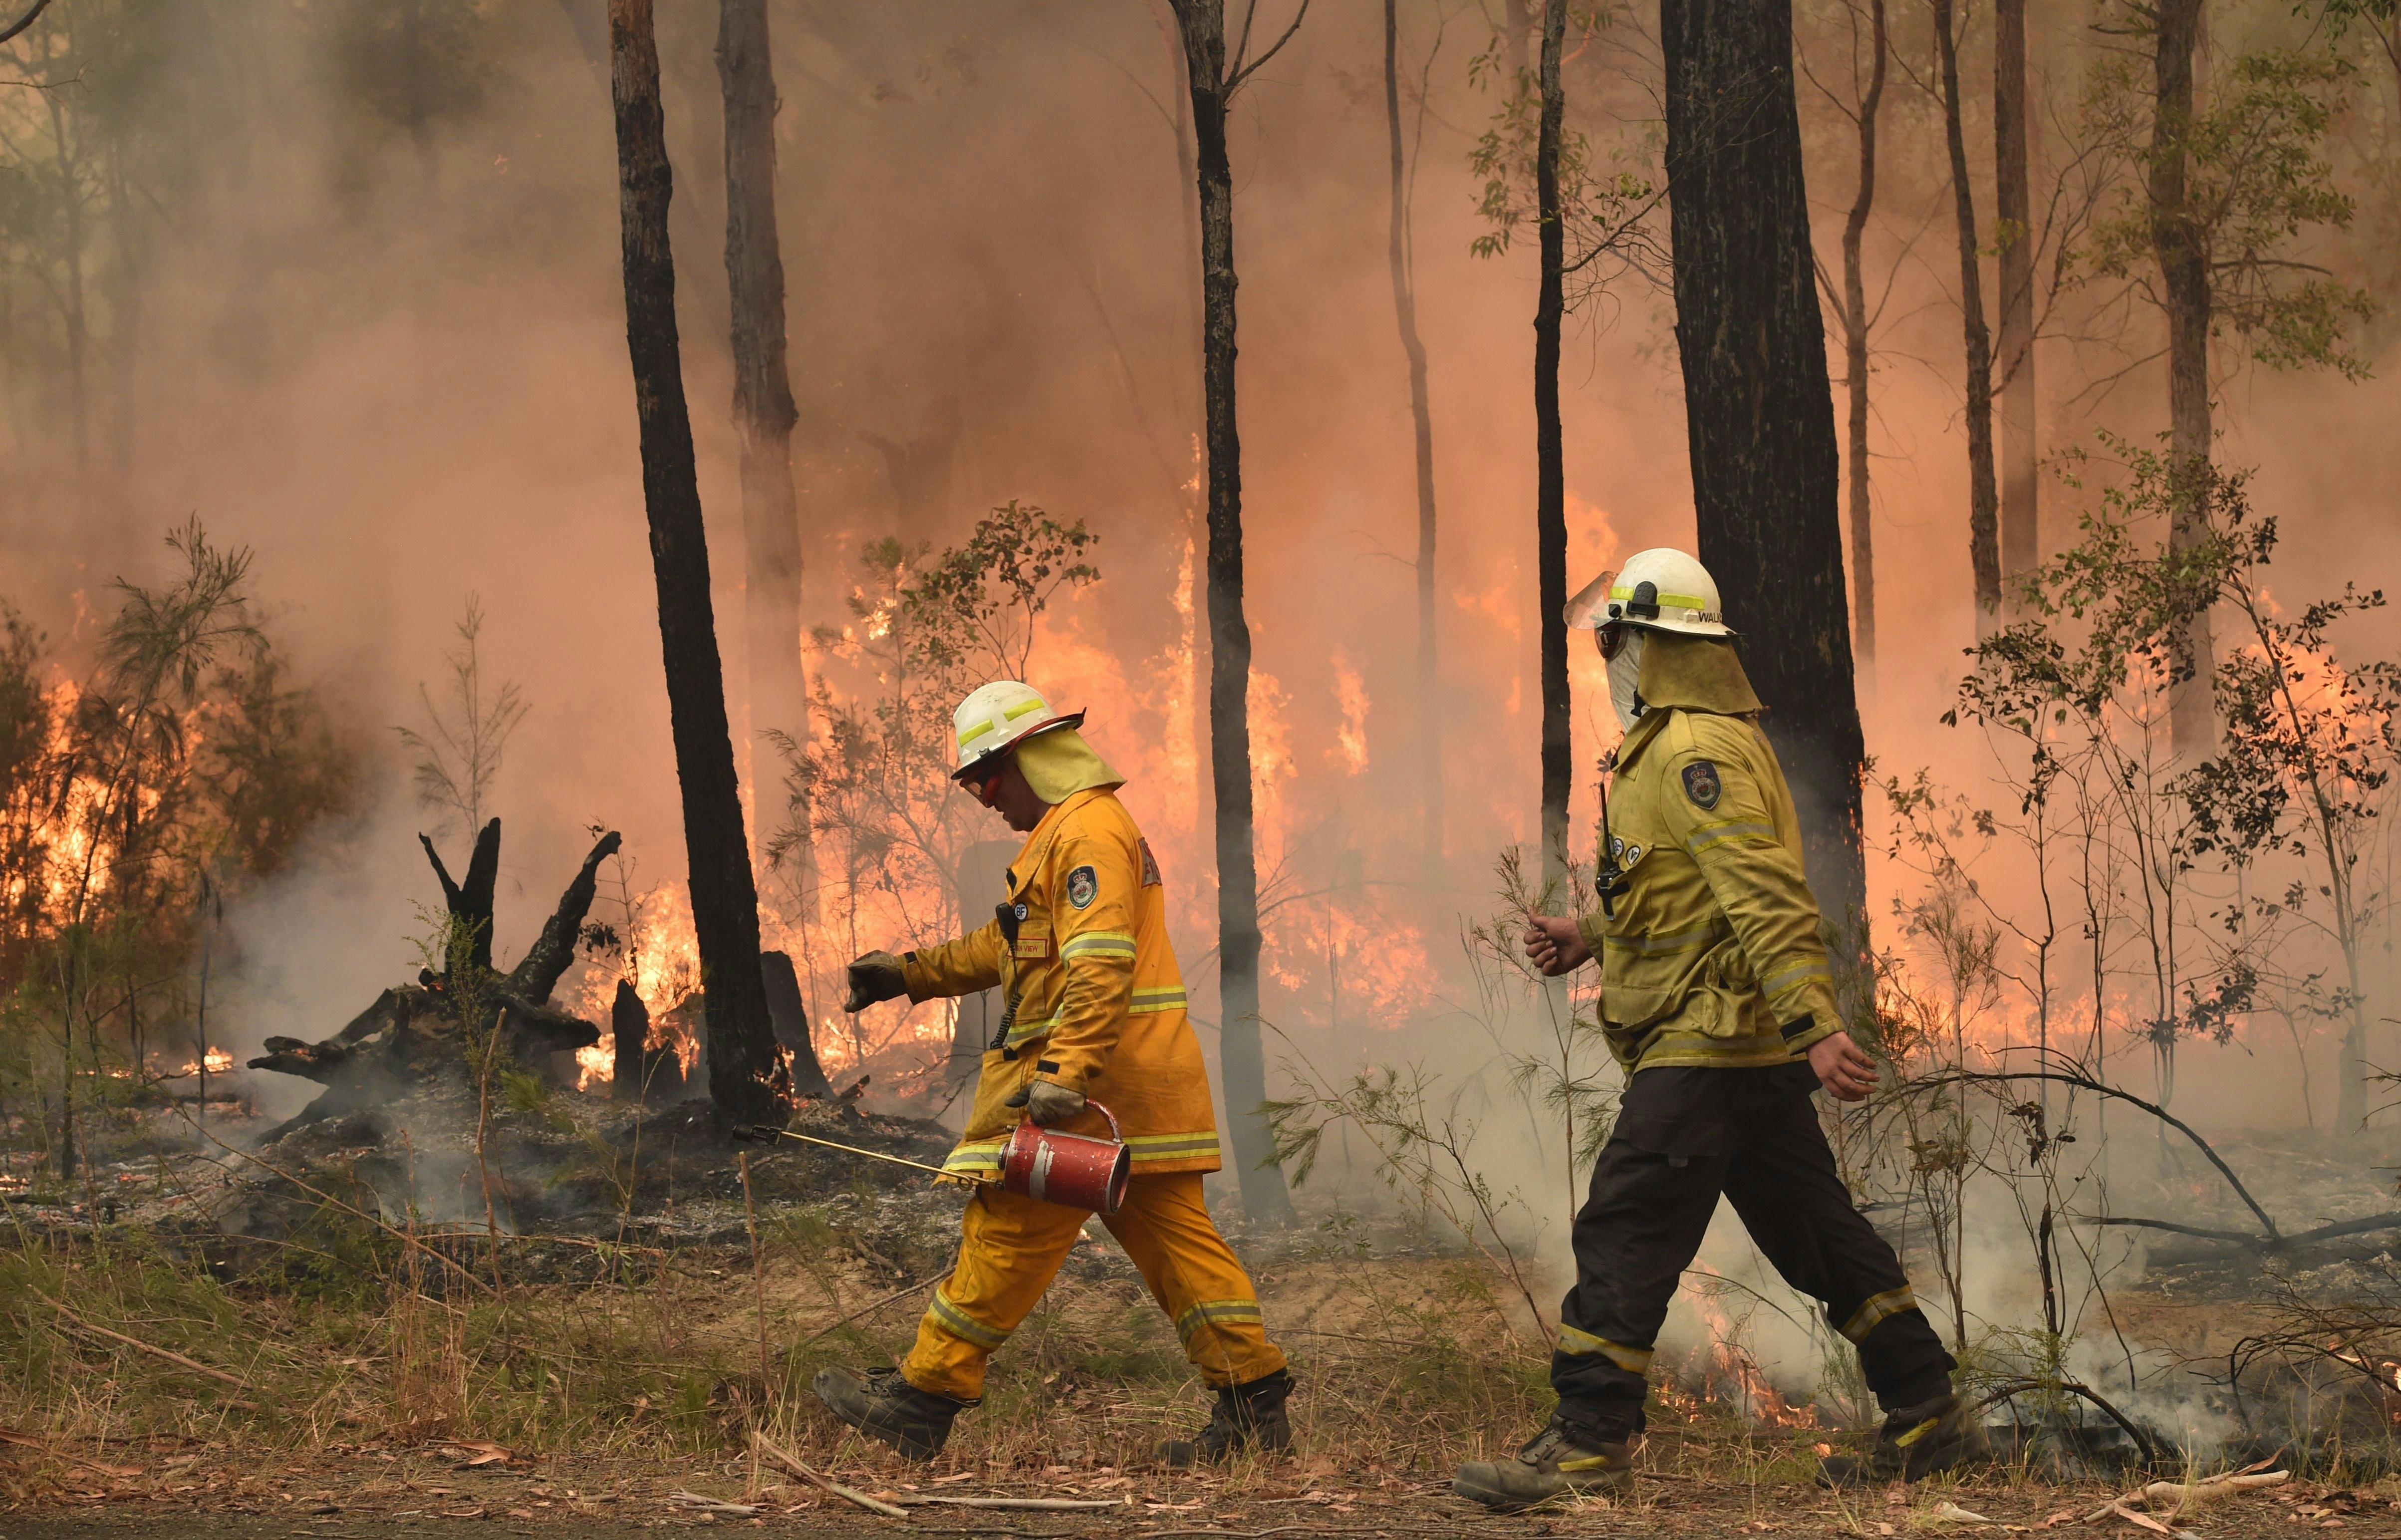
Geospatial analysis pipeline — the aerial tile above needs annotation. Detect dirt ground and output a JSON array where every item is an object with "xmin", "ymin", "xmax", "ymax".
[{"xmin": 7, "ymin": 1429, "xmax": 2400, "ymax": 1540}]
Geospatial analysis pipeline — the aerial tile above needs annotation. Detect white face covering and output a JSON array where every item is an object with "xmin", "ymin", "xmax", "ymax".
[{"xmin": 1606, "ymin": 627, "xmax": 1647, "ymax": 732}]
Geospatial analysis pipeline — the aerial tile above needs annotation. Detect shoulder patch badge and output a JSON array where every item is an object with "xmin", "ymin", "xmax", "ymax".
[
  {"xmin": 1138, "ymin": 838, "xmax": 1163, "ymax": 888},
  {"xmin": 1065, "ymin": 864, "xmax": 1099, "ymax": 909},
  {"xmin": 1680, "ymin": 760, "xmax": 1722, "ymax": 810}
]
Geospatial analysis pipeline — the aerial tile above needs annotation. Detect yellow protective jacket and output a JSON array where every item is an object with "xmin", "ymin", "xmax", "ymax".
[
  {"xmin": 901, "ymin": 787, "xmax": 1222, "ymax": 1180},
  {"xmin": 1575, "ymin": 639, "xmax": 1843, "ymax": 1072}
]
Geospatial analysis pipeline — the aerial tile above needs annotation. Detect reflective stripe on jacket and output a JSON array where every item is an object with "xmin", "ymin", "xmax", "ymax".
[
  {"xmin": 1576, "ymin": 707, "xmax": 1842, "ymax": 1071},
  {"xmin": 902, "ymin": 787, "xmax": 1222, "ymax": 1177}
]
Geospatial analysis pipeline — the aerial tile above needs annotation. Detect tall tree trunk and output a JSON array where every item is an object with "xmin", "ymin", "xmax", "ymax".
[
  {"xmin": 1839, "ymin": 0, "xmax": 1887, "ymax": 674},
  {"xmin": 1168, "ymin": 0, "xmax": 1296, "ymax": 1225},
  {"xmin": 607, "ymin": 0, "xmax": 793, "ymax": 1127},
  {"xmin": 1385, "ymin": 0, "xmax": 1443, "ymax": 888},
  {"xmin": 716, "ymin": 0, "xmax": 813, "ymax": 880},
  {"xmin": 1535, "ymin": 0, "xmax": 1570, "ymax": 895},
  {"xmin": 1934, "ymin": 0, "xmax": 2001, "ymax": 633},
  {"xmin": 1153, "ymin": 0, "xmax": 1212, "ymax": 848},
  {"xmin": 45, "ymin": 81, "xmax": 89, "ymax": 486},
  {"xmin": 1662, "ymin": 0, "xmax": 1867, "ymax": 928},
  {"xmin": 1506, "ymin": 0, "xmax": 1534, "ymax": 82},
  {"xmin": 1994, "ymin": 0, "xmax": 2038, "ymax": 591},
  {"xmin": 2148, "ymin": 0, "xmax": 2216, "ymax": 756}
]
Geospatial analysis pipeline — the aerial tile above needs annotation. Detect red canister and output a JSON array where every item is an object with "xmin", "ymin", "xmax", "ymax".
[{"xmin": 999, "ymin": 1099, "xmax": 1132, "ymax": 1216}]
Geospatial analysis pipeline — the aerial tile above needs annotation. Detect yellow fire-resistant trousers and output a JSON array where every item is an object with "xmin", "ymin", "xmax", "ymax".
[{"xmin": 900, "ymin": 1173, "xmax": 1287, "ymax": 1401}]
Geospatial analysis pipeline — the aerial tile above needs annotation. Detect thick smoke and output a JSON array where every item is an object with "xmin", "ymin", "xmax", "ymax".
[{"xmin": 3, "ymin": 3, "xmax": 2399, "ymax": 1430}]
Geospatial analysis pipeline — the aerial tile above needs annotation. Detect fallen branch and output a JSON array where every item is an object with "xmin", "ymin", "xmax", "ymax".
[
  {"xmin": 2084, "ymin": 1499, "xmax": 2203, "ymax": 1540},
  {"xmin": 2137, "ymin": 1470, "xmax": 2288, "ymax": 1510},
  {"xmin": 1132, "ymin": 1529, "xmax": 1398, "ymax": 1540},
  {"xmin": 0, "ymin": 1427, "xmax": 142, "ymax": 1478},
  {"xmin": 668, "ymin": 1491, "xmax": 760, "ymax": 1517},
  {"xmin": 2084, "ymin": 1216, "xmax": 2260, "ymax": 1245},
  {"xmin": 2095, "ymin": 1210, "xmax": 2401, "ymax": 1254},
  {"xmin": 899, "ymin": 1495, "xmax": 1135, "ymax": 1511},
  {"xmin": 751, "ymin": 1431, "xmax": 905, "ymax": 1519},
  {"xmin": 31, "ymin": 1290, "xmax": 248, "ymax": 1390},
  {"xmin": 1972, "ymin": 1376, "xmax": 2164, "ymax": 1466}
]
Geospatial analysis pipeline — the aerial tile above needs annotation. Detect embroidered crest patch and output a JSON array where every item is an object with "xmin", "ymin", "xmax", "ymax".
[
  {"xmin": 1680, "ymin": 761, "xmax": 1722, "ymax": 810},
  {"xmin": 1065, "ymin": 864, "xmax": 1099, "ymax": 909}
]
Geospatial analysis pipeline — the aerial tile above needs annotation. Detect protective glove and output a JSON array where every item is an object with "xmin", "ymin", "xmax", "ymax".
[
  {"xmin": 1008, "ymin": 1079, "xmax": 1087, "ymax": 1127},
  {"xmin": 842, "ymin": 950, "xmax": 909, "ymax": 1013}
]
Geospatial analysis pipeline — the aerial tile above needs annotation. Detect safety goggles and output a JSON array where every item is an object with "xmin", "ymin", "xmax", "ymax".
[
  {"xmin": 1595, "ymin": 623, "xmax": 1631, "ymax": 661},
  {"xmin": 962, "ymin": 757, "xmax": 1010, "ymax": 807}
]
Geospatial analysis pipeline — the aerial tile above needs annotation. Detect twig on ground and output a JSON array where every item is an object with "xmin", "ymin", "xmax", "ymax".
[
  {"xmin": 0, "ymin": 1426, "xmax": 142, "ymax": 1478},
  {"xmin": 669, "ymin": 1490, "xmax": 761, "ymax": 1517},
  {"xmin": 2086, "ymin": 1499, "xmax": 2200, "ymax": 1539},
  {"xmin": 901, "ymin": 1495, "xmax": 1135, "ymax": 1511},
  {"xmin": 751, "ymin": 1430, "xmax": 906, "ymax": 1518},
  {"xmin": 31, "ymin": 1289, "xmax": 248, "ymax": 1390},
  {"xmin": 802, "ymin": 1275, "xmax": 941, "ymax": 1343}
]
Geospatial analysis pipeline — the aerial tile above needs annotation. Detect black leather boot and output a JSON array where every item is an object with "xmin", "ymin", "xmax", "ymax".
[
  {"xmin": 1453, "ymin": 1418, "xmax": 1636, "ymax": 1510},
  {"xmin": 1817, "ymin": 1392, "xmax": 1994, "ymax": 1486},
  {"xmin": 814, "ymin": 1367, "xmax": 972, "ymax": 1461},
  {"xmin": 1159, "ymin": 1369, "xmax": 1294, "ymax": 1466}
]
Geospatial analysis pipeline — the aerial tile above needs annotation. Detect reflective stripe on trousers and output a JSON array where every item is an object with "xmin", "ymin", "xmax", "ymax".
[{"xmin": 900, "ymin": 1172, "xmax": 1286, "ymax": 1400}]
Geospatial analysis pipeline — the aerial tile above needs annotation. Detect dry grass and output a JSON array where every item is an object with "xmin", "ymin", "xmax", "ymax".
[{"xmin": 0, "ymin": 1190, "xmax": 1558, "ymax": 1483}]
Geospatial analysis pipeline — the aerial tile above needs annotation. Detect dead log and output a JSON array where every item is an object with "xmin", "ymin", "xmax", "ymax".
[{"xmin": 251, "ymin": 825, "xmax": 618, "ymax": 1127}]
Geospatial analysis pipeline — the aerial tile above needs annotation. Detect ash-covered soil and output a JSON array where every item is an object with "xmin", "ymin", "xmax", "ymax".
[{"xmin": 3, "ymin": 1081, "xmax": 974, "ymax": 1279}]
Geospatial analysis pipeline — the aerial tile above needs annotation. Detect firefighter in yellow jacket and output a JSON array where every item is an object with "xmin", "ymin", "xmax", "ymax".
[
  {"xmin": 1454, "ymin": 549, "xmax": 1985, "ymax": 1510},
  {"xmin": 816, "ymin": 681, "xmax": 1291, "ymax": 1463}
]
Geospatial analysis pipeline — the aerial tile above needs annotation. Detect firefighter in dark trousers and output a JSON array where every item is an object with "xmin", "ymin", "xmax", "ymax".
[{"xmin": 1453, "ymin": 548, "xmax": 1988, "ymax": 1510}]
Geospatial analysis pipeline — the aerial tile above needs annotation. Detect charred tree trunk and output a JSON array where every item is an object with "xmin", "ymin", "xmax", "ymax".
[
  {"xmin": 759, "ymin": 948, "xmax": 830, "ymax": 1096},
  {"xmin": 1535, "ymin": 0, "xmax": 1570, "ymax": 895},
  {"xmin": 611, "ymin": 979, "xmax": 650, "ymax": 1102},
  {"xmin": 1152, "ymin": 0, "xmax": 1213, "ymax": 849},
  {"xmin": 1168, "ymin": 0, "xmax": 1297, "ymax": 1225},
  {"xmin": 1994, "ymin": 0, "xmax": 2038, "ymax": 591},
  {"xmin": 1663, "ymin": 0, "xmax": 1867, "ymax": 928},
  {"xmin": 607, "ymin": 0, "xmax": 791, "ymax": 1128},
  {"xmin": 1934, "ymin": 0, "xmax": 2001, "ymax": 634},
  {"xmin": 1837, "ymin": 0, "xmax": 1888, "ymax": 673},
  {"xmin": 2148, "ymin": 0, "xmax": 2216, "ymax": 757},
  {"xmin": 507, "ymin": 829, "xmax": 623, "ymax": 1003},
  {"xmin": 1385, "ymin": 0, "xmax": 1443, "ymax": 888},
  {"xmin": 421, "ymin": 818, "xmax": 503, "ymax": 972},
  {"xmin": 716, "ymin": 0, "xmax": 812, "ymax": 879}
]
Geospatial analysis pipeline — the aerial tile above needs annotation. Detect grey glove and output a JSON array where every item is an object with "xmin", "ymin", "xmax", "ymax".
[
  {"xmin": 842, "ymin": 950, "xmax": 909, "ymax": 1013},
  {"xmin": 1009, "ymin": 1079, "xmax": 1087, "ymax": 1127}
]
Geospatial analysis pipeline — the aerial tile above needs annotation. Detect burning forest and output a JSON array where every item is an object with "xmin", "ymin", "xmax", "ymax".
[{"xmin": 3, "ymin": 0, "xmax": 2401, "ymax": 1533}]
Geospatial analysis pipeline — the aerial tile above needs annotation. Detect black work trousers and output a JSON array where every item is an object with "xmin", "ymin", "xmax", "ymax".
[{"xmin": 1550, "ymin": 1063, "xmax": 1954, "ymax": 1439}]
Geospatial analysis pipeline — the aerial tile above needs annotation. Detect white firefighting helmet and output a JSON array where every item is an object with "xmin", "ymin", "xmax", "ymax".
[
  {"xmin": 950, "ymin": 680, "xmax": 1084, "ymax": 782},
  {"xmin": 1563, "ymin": 546, "xmax": 1735, "ymax": 638}
]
